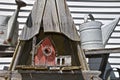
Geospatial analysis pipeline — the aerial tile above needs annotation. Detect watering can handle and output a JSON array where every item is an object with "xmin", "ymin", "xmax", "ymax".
[{"xmin": 84, "ymin": 14, "xmax": 95, "ymax": 23}]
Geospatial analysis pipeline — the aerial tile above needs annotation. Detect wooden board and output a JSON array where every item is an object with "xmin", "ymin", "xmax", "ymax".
[
  {"xmin": 43, "ymin": 0, "xmax": 60, "ymax": 32},
  {"xmin": 20, "ymin": 0, "xmax": 80, "ymax": 41},
  {"xmin": 19, "ymin": 0, "xmax": 47, "ymax": 40},
  {"xmin": 55, "ymin": 0, "xmax": 80, "ymax": 41}
]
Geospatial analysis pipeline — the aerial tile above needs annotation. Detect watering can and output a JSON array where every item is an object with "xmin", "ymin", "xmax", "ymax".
[
  {"xmin": 5, "ymin": 0, "xmax": 26, "ymax": 45},
  {"xmin": 79, "ymin": 14, "xmax": 120, "ymax": 50}
]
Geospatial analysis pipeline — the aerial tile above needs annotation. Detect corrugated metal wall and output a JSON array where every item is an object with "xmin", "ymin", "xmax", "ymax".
[{"xmin": 0, "ymin": 0, "xmax": 120, "ymax": 78}]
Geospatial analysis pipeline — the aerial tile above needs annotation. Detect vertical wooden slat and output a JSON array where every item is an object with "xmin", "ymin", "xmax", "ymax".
[
  {"xmin": 55, "ymin": 0, "xmax": 80, "ymax": 41},
  {"xmin": 43, "ymin": 0, "xmax": 60, "ymax": 32},
  {"xmin": 19, "ymin": 0, "xmax": 47, "ymax": 40},
  {"xmin": 65, "ymin": 1, "xmax": 80, "ymax": 40},
  {"xmin": 56, "ymin": 0, "xmax": 68, "ymax": 33}
]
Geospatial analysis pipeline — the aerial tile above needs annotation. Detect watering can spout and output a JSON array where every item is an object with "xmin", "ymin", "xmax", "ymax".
[
  {"xmin": 4, "ymin": 0, "xmax": 26, "ymax": 45},
  {"xmin": 102, "ymin": 17, "xmax": 120, "ymax": 46}
]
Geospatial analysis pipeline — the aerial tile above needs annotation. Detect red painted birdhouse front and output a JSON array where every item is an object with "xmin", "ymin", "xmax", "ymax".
[{"xmin": 34, "ymin": 37, "xmax": 56, "ymax": 66}]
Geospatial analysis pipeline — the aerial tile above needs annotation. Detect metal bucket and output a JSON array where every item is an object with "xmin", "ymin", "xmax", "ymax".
[{"xmin": 79, "ymin": 14, "xmax": 103, "ymax": 49}]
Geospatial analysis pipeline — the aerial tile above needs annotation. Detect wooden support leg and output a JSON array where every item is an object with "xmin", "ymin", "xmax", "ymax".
[
  {"xmin": 77, "ymin": 43, "xmax": 89, "ymax": 70},
  {"xmin": 99, "ymin": 54, "xmax": 109, "ymax": 78}
]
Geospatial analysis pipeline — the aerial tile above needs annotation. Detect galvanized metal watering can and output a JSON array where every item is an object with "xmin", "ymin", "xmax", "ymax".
[
  {"xmin": 0, "ymin": 0, "xmax": 26, "ymax": 46},
  {"xmin": 79, "ymin": 14, "xmax": 120, "ymax": 50}
]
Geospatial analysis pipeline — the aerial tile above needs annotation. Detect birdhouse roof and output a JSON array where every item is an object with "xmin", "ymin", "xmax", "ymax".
[{"xmin": 19, "ymin": 0, "xmax": 80, "ymax": 41}]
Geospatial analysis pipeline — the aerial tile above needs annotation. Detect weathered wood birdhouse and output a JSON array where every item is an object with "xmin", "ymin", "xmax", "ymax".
[
  {"xmin": 12, "ymin": 0, "xmax": 80, "ymax": 67},
  {"xmin": 5, "ymin": 0, "xmax": 101, "ymax": 80}
]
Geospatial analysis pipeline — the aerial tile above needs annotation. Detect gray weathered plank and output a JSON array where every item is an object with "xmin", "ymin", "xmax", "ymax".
[
  {"xmin": 55, "ymin": 0, "xmax": 80, "ymax": 41},
  {"xmin": 19, "ymin": 0, "xmax": 47, "ymax": 40},
  {"xmin": 43, "ymin": 0, "xmax": 60, "ymax": 32}
]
